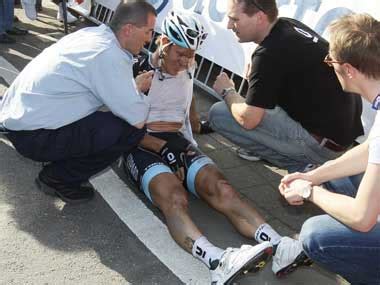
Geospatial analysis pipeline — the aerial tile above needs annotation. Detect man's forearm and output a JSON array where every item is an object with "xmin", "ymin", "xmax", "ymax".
[
  {"xmin": 223, "ymin": 91, "xmax": 248, "ymax": 127},
  {"xmin": 311, "ymin": 141, "xmax": 369, "ymax": 184},
  {"xmin": 310, "ymin": 164, "xmax": 380, "ymax": 232},
  {"xmin": 309, "ymin": 186, "xmax": 365, "ymax": 230},
  {"xmin": 224, "ymin": 90, "xmax": 245, "ymax": 110}
]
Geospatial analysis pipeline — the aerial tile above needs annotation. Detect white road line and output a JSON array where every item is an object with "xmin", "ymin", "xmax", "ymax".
[
  {"xmin": 91, "ymin": 171, "xmax": 209, "ymax": 284},
  {"xmin": 0, "ymin": 57, "xmax": 19, "ymax": 85},
  {"xmin": 28, "ymin": 30, "xmax": 58, "ymax": 43},
  {"xmin": 7, "ymin": 48, "xmax": 34, "ymax": 61},
  {"xmin": 0, "ymin": 55, "xmax": 210, "ymax": 284}
]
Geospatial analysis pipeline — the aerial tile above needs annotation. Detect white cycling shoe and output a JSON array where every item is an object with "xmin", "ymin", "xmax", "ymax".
[
  {"xmin": 272, "ymin": 237, "xmax": 313, "ymax": 277},
  {"xmin": 210, "ymin": 242, "xmax": 272, "ymax": 285}
]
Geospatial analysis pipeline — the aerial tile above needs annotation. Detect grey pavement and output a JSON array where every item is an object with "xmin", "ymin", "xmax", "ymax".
[{"xmin": 0, "ymin": 2, "xmax": 349, "ymax": 285}]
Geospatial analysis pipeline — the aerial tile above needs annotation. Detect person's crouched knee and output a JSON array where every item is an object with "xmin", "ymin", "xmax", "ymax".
[
  {"xmin": 95, "ymin": 112, "xmax": 145, "ymax": 152},
  {"xmin": 208, "ymin": 101, "xmax": 229, "ymax": 130},
  {"xmin": 299, "ymin": 215, "xmax": 331, "ymax": 262}
]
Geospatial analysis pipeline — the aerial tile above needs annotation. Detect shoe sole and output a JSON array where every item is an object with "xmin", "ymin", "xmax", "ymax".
[
  {"xmin": 35, "ymin": 177, "xmax": 93, "ymax": 205},
  {"xmin": 275, "ymin": 251, "xmax": 313, "ymax": 278},
  {"xmin": 224, "ymin": 245, "xmax": 273, "ymax": 285}
]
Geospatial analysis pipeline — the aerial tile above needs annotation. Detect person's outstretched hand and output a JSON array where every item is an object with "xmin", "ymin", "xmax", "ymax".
[
  {"xmin": 135, "ymin": 70, "xmax": 154, "ymax": 93},
  {"xmin": 159, "ymin": 140, "xmax": 194, "ymax": 181}
]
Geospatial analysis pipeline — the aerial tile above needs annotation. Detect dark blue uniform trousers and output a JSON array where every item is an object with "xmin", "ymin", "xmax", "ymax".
[{"xmin": 5, "ymin": 111, "xmax": 146, "ymax": 185}]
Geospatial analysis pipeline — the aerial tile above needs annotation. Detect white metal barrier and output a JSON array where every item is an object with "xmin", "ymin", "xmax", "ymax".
[
  {"xmin": 68, "ymin": 0, "xmax": 380, "ymax": 142},
  {"xmin": 70, "ymin": 1, "xmax": 248, "ymax": 100}
]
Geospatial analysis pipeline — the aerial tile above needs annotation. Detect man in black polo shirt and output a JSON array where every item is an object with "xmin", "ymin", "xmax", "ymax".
[{"xmin": 209, "ymin": 0, "xmax": 363, "ymax": 172}]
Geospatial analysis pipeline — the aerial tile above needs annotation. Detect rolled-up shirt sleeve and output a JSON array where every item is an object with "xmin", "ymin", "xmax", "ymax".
[
  {"xmin": 369, "ymin": 136, "xmax": 380, "ymax": 164},
  {"xmin": 90, "ymin": 48, "xmax": 149, "ymax": 126},
  {"xmin": 368, "ymin": 112, "xmax": 380, "ymax": 164}
]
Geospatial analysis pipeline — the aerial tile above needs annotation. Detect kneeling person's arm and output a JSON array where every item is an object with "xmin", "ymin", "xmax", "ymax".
[
  {"xmin": 213, "ymin": 72, "xmax": 265, "ymax": 130},
  {"xmin": 310, "ymin": 163, "xmax": 380, "ymax": 232},
  {"xmin": 224, "ymin": 91, "xmax": 265, "ymax": 130}
]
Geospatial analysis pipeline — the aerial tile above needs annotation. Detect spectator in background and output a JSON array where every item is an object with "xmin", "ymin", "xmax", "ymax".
[
  {"xmin": 53, "ymin": 0, "xmax": 78, "ymax": 23},
  {"xmin": 35, "ymin": 0, "xmax": 42, "ymax": 12},
  {"xmin": 0, "ymin": 0, "xmax": 28, "ymax": 44},
  {"xmin": 20, "ymin": 0, "xmax": 37, "ymax": 20}
]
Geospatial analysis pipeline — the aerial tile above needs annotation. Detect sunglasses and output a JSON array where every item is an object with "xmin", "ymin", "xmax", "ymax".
[{"xmin": 324, "ymin": 53, "xmax": 343, "ymax": 67}]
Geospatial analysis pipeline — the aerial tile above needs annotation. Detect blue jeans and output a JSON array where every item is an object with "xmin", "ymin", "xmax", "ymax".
[
  {"xmin": 0, "ymin": 0, "xmax": 14, "ymax": 35},
  {"xmin": 300, "ymin": 175, "xmax": 380, "ymax": 285},
  {"xmin": 208, "ymin": 102, "xmax": 342, "ymax": 172}
]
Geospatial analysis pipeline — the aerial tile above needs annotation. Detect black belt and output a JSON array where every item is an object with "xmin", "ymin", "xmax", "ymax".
[{"xmin": 311, "ymin": 134, "xmax": 348, "ymax": 152}]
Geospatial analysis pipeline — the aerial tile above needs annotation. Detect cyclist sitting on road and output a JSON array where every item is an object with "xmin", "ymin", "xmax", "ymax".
[{"xmin": 124, "ymin": 11, "xmax": 310, "ymax": 284}]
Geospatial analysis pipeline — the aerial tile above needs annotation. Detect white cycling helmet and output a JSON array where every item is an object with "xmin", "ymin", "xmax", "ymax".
[{"xmin": 161, "ymin": 11, "xmax": 208, "ymax": 51}]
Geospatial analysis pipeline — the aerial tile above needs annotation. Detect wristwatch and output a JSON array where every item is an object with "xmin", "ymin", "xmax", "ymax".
[
  {"xmin": 221, "ymin": 87, "xmax": 235, "ymax": 99},
  {"xmin": 301, "ymin": 184, "xmax": 312, "ymax": 200}
]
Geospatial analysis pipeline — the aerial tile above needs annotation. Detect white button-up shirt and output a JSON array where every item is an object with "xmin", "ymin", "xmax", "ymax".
[{"xmin": 0, "ymin": 24, "xmax": 149, "ymax": 130}]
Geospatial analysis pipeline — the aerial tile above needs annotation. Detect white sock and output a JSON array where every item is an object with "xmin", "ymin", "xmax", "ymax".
[
  {"xmin": 192, "ymin": 236, "xmax": 224, "ymax": 269},
  {"xmin": 254, "ymin": 223, "xmax": 282, "ymax": 246}
]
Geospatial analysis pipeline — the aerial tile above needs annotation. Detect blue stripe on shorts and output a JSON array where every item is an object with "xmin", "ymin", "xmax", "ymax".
[
  {"xmin": 141, "ymin": 164, "xmax": 172, "ymax": 202},
  {"xmin": 186, "ymin": 156, "xmax": 214, "ymax": 197}
]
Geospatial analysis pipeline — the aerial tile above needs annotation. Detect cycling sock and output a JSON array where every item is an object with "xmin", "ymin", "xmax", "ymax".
[
  {"xmin": 192, "ymin": 236, "xmax": 224, "ymax": 269},
  {"xmin": 255, "ymin": 223, "xmax": 282, "ymax": 246}
]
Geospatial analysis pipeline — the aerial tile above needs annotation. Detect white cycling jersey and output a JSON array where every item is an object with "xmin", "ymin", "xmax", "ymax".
[{"xmin": 143, "ymin": 53, "xmax": 197, "ymax": 146}]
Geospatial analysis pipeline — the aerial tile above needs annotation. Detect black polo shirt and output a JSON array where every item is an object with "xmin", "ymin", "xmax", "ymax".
[{"xmin": 246, "ymin": 17, "xmax": 363, "ymax": 146}]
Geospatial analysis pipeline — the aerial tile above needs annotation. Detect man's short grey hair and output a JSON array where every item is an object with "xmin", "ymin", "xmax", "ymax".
[
  {"xmin": 235, "ymin": 0, "xmax": 278, "ymax": 22},
  {"xmin": 109, "ymin": 0, "xmax": 157, "ymax": 33}
]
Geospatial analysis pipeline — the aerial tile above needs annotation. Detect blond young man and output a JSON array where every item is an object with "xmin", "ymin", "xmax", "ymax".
[{"xmin": 280, "ymin": 13, "xmax": 380, "ymax": 284}]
